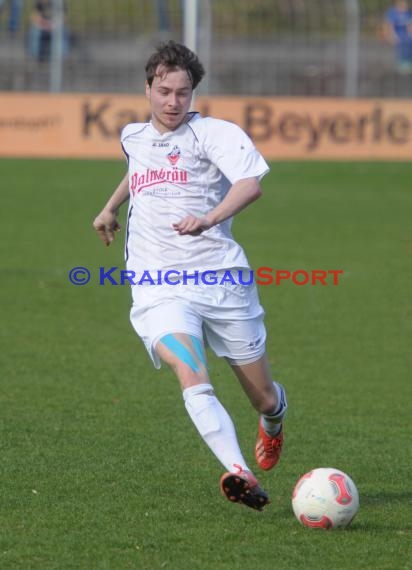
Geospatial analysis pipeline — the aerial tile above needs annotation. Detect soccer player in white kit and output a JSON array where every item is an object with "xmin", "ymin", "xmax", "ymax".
[{"xmin": 93, "ymin": 41, "xmax": 287, "ymax": 511}]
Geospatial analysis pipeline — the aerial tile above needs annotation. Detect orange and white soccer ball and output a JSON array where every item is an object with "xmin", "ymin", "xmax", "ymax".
[{"xmin": 292, "ymin": 467, "xmax": 359, "ymax": 529}]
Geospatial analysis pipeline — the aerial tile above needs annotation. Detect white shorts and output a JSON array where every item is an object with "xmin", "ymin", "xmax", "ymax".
[{"xmin": 129, "ymin": 274, "xmax": 267, "ymax": 369}]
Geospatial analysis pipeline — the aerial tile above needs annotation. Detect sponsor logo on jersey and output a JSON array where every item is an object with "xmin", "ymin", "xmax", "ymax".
[
  {"xmin": 130, "ymin": 167, "xmax": 188, "ymax": 195},
  {"xmin": 167, "ymin": 145, "xmax": 181, "ymax": 165}
]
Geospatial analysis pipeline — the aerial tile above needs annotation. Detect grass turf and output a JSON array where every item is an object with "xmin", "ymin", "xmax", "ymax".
[{"xmin": 1, "ymin": 159, "xmax": 411, "ymax": 569}]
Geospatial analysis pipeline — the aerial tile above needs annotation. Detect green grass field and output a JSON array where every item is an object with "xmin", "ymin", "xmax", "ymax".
[{"xmin": 1, "ymin": 159, "xmax": 411, "ymax": 570}]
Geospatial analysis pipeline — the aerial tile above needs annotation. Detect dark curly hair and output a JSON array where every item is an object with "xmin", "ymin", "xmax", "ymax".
[{"xmin": 145, "ymin": 41, "xmax": 205, "ymax": 89}]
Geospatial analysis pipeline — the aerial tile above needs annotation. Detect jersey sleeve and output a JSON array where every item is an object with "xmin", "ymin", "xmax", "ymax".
[
  {"xmin": 197, "ymin": 118, "xmax": 270, "ymax": 184},
  {"xmin": 120, "ymin": 123, "xmax": 147, "ymax": 162}
]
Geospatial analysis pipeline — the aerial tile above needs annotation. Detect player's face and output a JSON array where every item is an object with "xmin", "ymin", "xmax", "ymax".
[{"xmin": 146, "ymin": 66, "xmax": 193, "ymax": 133}]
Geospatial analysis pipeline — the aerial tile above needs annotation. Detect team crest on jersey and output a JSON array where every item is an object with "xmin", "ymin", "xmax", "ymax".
[{"xmin": 167, "ymin": 145, "xmax": 181, "ymax": 165}]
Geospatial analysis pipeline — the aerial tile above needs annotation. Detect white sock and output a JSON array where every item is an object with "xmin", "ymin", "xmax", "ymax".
[
  {"xmin": 261, "ymin": 382, "xmax": 288, "ymax": 437},
  {"xmin": 183, "ymin": 383, "xmax": 251, "ymax": 474}
]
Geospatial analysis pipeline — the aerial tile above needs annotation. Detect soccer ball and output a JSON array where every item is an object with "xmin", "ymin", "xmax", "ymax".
[{"xmin": 292, "ymin": 467, "xmax": 359, "ymax": 529}]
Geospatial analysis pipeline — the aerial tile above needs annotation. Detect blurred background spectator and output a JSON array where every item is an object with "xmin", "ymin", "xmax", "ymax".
[
  {"xmin": 28, "ymin": 0, "xmax": 70, "ymax": 61},
  {"xmin": 157, "ymin": 0, "xmax": 171, "ymax": 37},
  {"xmin": 383, "ymin": 0, "xmax": 412, "ymax": 72},
  {"xmin": 0, "ymin": 0, "xmax": 23, "ymax": 33}
]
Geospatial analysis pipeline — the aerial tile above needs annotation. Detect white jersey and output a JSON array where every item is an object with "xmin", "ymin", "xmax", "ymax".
[{"xmin": 121, "ymin": 112, "xmax": 269, "ymax": 279}]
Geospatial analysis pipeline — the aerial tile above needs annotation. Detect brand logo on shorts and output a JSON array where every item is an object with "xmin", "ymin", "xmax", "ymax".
[{"xmin": 167, "ymin": 145, "xmax": 181, "ymax": 165}]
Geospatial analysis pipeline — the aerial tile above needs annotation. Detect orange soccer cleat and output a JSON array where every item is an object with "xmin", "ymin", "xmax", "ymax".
[
  {"xmin": 220, "ymin": 469, "xmax": 270, "ymax": 511},
  {"xmin": 255, "ymin": 420, "xmax": 284, "ymax": 471}
]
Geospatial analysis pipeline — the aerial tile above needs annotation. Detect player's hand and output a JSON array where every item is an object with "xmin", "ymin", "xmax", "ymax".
[
  {"xmin": 172, "ymin": 215, "xmax": 211, "ymax": 236},
  {"xmin": 93, "ymin": 209, "xmax": 121, "ymax": 246}
]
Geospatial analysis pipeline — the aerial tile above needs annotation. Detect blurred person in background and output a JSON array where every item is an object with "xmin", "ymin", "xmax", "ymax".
[
  {"xmin": 28, "ymin": 0, "xmax": 69, "ymax": 61},
  {"xmin": 383, "ymin": 0, "xmax": 412, "ymax": 72},
  {"xmin": 0, "ymin": 0, "xmax": 23, "ymax": 33},
  {"xmin": 157, "ymin": 0, "xmax": 170, "ymax": 36},
  {"xmin": 93, "ymin": 41, "xmax": 288, "ymax": 512}
]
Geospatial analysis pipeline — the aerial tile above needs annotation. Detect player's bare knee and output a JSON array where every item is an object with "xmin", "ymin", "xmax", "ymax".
[
  {"xmin": 174, "ymin": 361, "xmax": 209, "ymax": 388},
  {"xmin": 155, "ymin": 333, "xmax": 209, "ymax": 388}
]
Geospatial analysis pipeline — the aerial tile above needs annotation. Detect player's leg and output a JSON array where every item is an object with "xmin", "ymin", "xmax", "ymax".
[
  {"xmin": 229, "ymin": 353, "xmax": 288, "ymax": 471},
  {"xmin": 155, "ymin": 332, "xmax": 269, "ymax": 510},
  {"xmin": 200, "ymin": 279, "xmax": 288, "ymax": 472},
  {"xmin": 155, "ymin": 331, "xmax": 251, "ymax": 476}
]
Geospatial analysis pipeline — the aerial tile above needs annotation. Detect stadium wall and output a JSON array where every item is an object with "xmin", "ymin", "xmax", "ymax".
[{"xmin": 1, "ymin": 93, "xmax": 411, "ymax": 161}]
